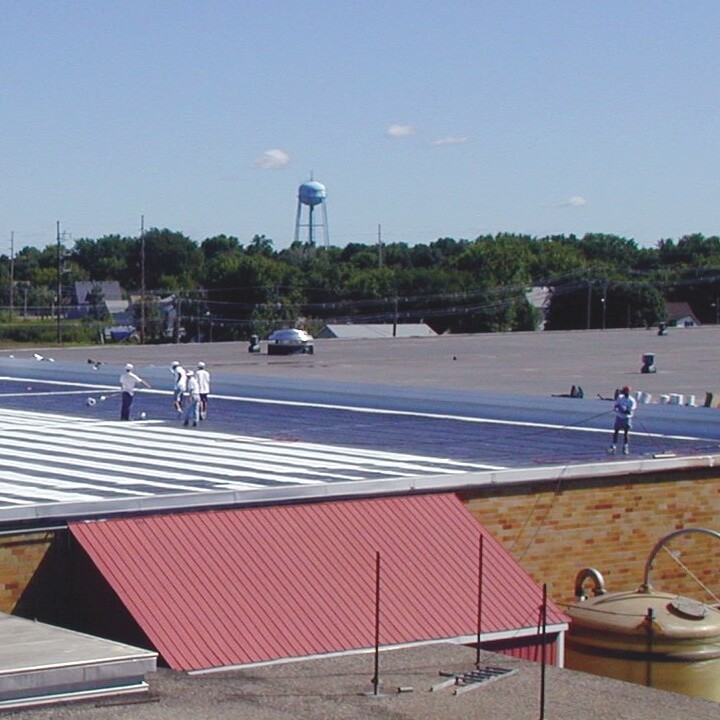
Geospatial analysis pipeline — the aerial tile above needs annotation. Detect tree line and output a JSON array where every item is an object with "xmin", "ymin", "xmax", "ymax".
[{"xmin": 0, "ymin": 229, "xmax": 719, "ymax": 342}]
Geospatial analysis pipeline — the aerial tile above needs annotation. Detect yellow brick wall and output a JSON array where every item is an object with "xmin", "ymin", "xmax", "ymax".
[
  {"xmin": 0, "ymin": 533, "xmax": 54, "ymax": 613},
  {"xmin": 461, "ymin": 470, "xmax": 720, "ymax": 606},
  {"xmin": 2, "ymin": 469, "xmax": 720, "ymax": 617}
]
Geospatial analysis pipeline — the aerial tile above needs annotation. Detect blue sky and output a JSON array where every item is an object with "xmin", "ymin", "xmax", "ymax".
[{"xmin": 2, "ymin": 1, "xmax": 719, "ymax": 252}]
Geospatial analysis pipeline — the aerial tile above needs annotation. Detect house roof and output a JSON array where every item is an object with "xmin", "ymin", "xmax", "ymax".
[
  {"xmin": 316, "ymin": 324, "xmax": 436, "ymax": 339},
  {"xmin": 105, "ymin": 299, "xmax": 130, "ymax": 314},
  {"xmin": 69, "ymin": 493, "xmax": 567, "ymax": 672},
  {"xmin": 665, "ymin": 301, "xmax": 700, "ymax": 324},
  {"xmin": 74, "ymin": 281, "xmax": 124, "ymax": 303}
]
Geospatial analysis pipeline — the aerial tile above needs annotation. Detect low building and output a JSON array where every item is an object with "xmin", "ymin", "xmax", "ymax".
[
  {"xmin": 316, "ymin": 323, "xmax": 436, "ymax": 339},
  {"xmin": 69, "ymin": 281, "xmax": 130, "ymax": 323},
  {"xmin": 665, "ymin": 301, "xmax": 700, "ymax": 327}
]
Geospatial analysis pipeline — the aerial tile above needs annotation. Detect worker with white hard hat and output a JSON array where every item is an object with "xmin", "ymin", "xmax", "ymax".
[
  {"xmin": 182, "ymin": 370, "xmax": 201, "ymax": 427},
  {"xmin": 608, "ymin": 385, "xmax": 637, "ymax": 456},
  {"xmin": 119, "ymin": 363, "xmax": 151, "ymax": 421},
  {"xmin": 195, "ymin": 361, "xmax": 211, "ymax": 420},
  {"xmin": 171, "ymin": 360, "xmax": 187, "ymax": 414}
]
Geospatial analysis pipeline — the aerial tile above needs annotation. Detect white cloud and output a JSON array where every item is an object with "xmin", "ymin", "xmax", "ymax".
[
  {"xmin": 386, "ymin": 124, "xmax": 415, "ymax": 138},
  {"xmin": 255, "ymin": 148, "xmax": 290, "ymax": 170},
  {"xmin": 566, "ymin": 196, "xmax": 587, "ymax": 207},
  {"xmin": 431, "ymin": 135, "xmax": 470, "ymax": 147}
]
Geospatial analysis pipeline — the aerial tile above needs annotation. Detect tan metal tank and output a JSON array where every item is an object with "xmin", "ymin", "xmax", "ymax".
[{"xmin": 565, "ymin": 530, "xmax": 720, "ymax": 703}]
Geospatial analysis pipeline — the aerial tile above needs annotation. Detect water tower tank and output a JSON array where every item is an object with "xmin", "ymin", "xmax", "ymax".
[{"xmin": 298, "ymin": 181, "xmax": 326, "ymax": 207}]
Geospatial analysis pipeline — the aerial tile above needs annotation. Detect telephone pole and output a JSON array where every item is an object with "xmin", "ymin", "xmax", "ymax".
[
  {"xmin": 140, "ymin": 215, "xmax": 146, "ymax": 344},
  {"xmin": 9, "ymin": 232, "xmax": 14, "ymax": 323},
  {"xmin": 56, "ymin": 221, "xmax": 62, "ymax": 344},
  {"xmin": 377, "ymin": 224, "xmax": 383, "ymax": 268}
]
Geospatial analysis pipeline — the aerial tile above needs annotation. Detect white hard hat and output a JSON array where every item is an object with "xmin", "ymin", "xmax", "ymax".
[
  {"xmin": 125, "ymin": 363, "xmax": 134, "ymax": 370},
  {"xmin": 197, "ymin": 361, "xmax": 206, "ymax": 368},
  {"xmin": 171, "ymin": 360, "xmax": 180, "ymax": 368},
  {"xmin": 186, "ymin": 370, "xmax": 194, "ymax": 376}
]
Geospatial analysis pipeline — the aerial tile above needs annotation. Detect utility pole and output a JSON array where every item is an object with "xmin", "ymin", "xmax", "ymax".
[
  {"xmin": 140, "ymin": 215, "xmax": 146, "ymax": 344},
  {"xmin": 585, "ymin": 280, "xmax": 592, "ymax": 330},
  {"xmin": 56, "ymin": 221, "xmax": 62, "ymax": 344},
  {"xmin": 377, "ymin": 223, "xmax": 383, "ymax": 268},
  {"xmin": 9, "ymin": 232, "xmax": 14, "ymax": 323},
  {"xmin": 175, "ymin": 293, "xmax": 182, "ymax": 344}
]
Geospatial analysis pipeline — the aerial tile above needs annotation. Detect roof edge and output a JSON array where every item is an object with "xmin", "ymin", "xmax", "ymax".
[
  {"xmin": 8, "ymin": 453, "xmax": 720, "ymax": 527},
  {"xmin": 188, "ymin": 625, "xmax": 569, "ymax": 675}
]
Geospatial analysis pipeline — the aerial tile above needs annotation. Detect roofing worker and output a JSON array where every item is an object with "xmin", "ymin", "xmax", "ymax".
[
  {"xmin": 195, "ymin": 361, "xmax": 210, "ymax": 420},
  {"xmin": 171, "ymin": 360, "xmax": 187, "ymax": 414},
  {"xmin": 608, "ymin": 385, "xmax": 637, "ymax": 456},
  {"xmin": 182, "ymin": 370, "xmax": 201, "ymax": 427},
  {"xmin": 119, "ymin": 363, "xmax": 151, "ymax": 421}
]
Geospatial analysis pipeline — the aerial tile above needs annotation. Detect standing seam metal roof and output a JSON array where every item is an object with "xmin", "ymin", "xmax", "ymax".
[{"xmin": 70, "ymin": 493, "xmax": 567, "ymax": 672}]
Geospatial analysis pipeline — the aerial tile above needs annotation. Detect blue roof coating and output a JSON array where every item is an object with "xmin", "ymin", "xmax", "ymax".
[{"xmin": 0, "ymin": 355, "xmax": 717, "ymax": 524}]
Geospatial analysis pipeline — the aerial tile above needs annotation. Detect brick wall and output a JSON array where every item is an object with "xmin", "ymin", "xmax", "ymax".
[
  {"xmin": 461, "ymin": 468, "xmax": 720, "ymax": 605},
  {"xmin": 3, "ymin": 467, "xmax": 720, "ymax": 620},
  {"xmin": 0, "ymin": 532, "xmax": 55, "ymax": 613}
]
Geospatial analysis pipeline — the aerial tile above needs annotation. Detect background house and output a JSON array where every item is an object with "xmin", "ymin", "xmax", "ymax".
[
  {"xmin": 70, "ymin": 281, "xmax": 131, "ymax": 323},
  {"xmin": 665, "ymin": 301, "xmax": 700, "ymax": 327}
]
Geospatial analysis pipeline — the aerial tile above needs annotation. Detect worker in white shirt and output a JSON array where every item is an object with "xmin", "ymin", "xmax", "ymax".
[
  {"xmin": 182, "ymin": 370, "xmax": 201, "ymax": 427},
  {"xmin": 608, "ymin": 385, "xmax": 637, "ymax": 456},
  {"xmin": 171, "ymin": 360, "xmax": 187, "ymax": 414},
  {"xmin": 196, "ymin": 361, "xmax": 211, "ymax": 420},
  {"xmin": 119, "ymin": 363, "xmax": 151, "ymax": 421}
]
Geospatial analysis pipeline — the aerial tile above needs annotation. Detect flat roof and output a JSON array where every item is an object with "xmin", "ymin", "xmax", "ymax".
[
  {"xmin": 0, "ymin": 329, "xmax": 719, "ymax": 524},
  {"xmin": 0, "ymin": 613, "xmax": 156, "ymax": 709},
  {"xmin": 12, "ymin": 325, "xmax": 720, "ymax": 401}
]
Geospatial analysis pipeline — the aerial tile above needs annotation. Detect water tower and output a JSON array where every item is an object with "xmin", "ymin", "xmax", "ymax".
[{"xmin": 294, "ymin": 178, "xmax": 329, "ymax": 247}]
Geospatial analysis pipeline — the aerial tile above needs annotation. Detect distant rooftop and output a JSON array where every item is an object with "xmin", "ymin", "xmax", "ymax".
[{"xmin": 316, "ymin": 323, "xmax": 436, "ymax": 339}]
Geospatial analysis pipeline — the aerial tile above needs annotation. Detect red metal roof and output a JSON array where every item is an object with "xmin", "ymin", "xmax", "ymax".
[{"xmin": 69, "ymin": 494, "xmax": 567, "ymax": 672}]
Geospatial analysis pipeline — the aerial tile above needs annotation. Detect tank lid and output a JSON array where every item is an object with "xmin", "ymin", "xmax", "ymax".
[
  {"xmin": 567, "ymin": 590, "xmax": 720, "ymax": 639},
  {"xmin": 671, "ymin": 597, "xmax": 707, "ymax": 620}
]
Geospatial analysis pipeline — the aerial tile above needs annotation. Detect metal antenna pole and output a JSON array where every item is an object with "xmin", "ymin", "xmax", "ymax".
[
  {"xmin": 371, "ymin": 550, "xmax": 381, "ymax": 696},
  {"xmin": 539, "ymin": 583, "xmax": 547, "ymax": 720},
  {"xmin": 475, "ymin": 534, "xmax": 484, "ymax": 666}
]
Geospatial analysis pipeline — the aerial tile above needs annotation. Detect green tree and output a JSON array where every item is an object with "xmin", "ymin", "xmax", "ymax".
[
  {"xmin": 546, "ymin": 279, "xmax": 664, "ymax": 330},
  {"xmin": 201, "ymin": 235, "xmax": 242, "ymax": 262},
  {"xmin": 132, "ymin": 228, "xmax": 204, "ymax": 290},
  {"xmin": 246, "ymin": 234, "xmax": 275, "ymax": 258},
  {"xmin": 72, "ymin": 235, "xmax": 135, "ymax": 285},
  {"xmin": 203, "ymin": 253, "xmax": 301, "ymax": 339},
  {"xmin": 340, "ymin": 243, "xmax": 381, "ymax": 270},
  {"xmin": 528, "ymin": 236, "xmax": 587, "ymax": 283},
  {"xmin": 657, "ymin": 234, "xmax": 720, "ymax": 267},
  {"xmin": 575, "ymin": 233, "xmax": 639, "ymax": 268},
  {"xmin": 455, "ymin": 235, "xmax": 533, "ymax": 290}
]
